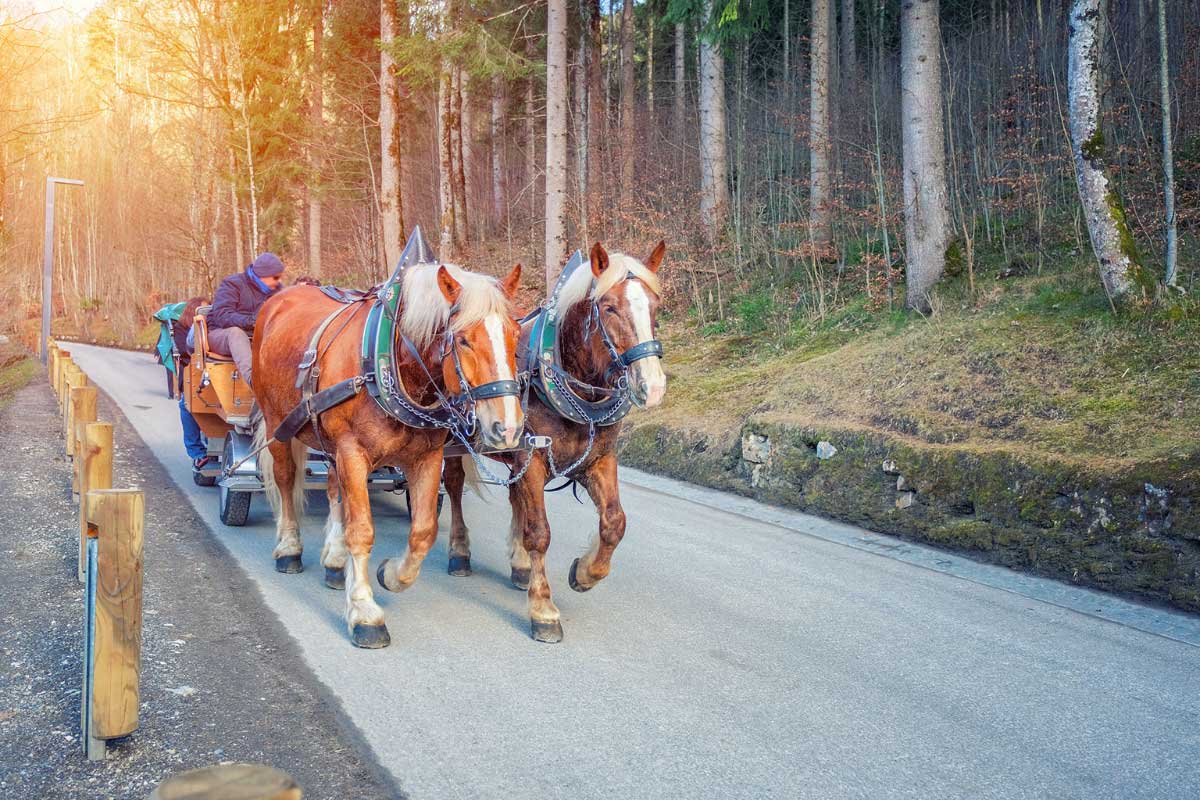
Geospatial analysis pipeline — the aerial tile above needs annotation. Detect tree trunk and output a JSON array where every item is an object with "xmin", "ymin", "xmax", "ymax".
[
  {"xmin": 647, "ymin": 14, "xmax": 655, "ymax": 125},
  {"xmin": 619, "ymin": 0, "xmax": 635, "ymax": 205},
  {"xmin": 900, "ymin": 0, "xmax": 950, "ymax": 312},
  {"xmin": 545, "ymin": 0, "xmax": 569, "ymax": 291},
  {"xmin": 587, "ymin": 0, "xmax": 605, "ymax": 236},
  {"xmin": 228, "ymin": 150, "xmax": 245, "ymax": 269},
  {"xmin": 438, "ymin": 64, "xmax": 455, "ymax": 255},
  {"xmin": 698, "ymin": 0, "xmax": 729, "ymax": 235},
  {"xmin": 491, "ymin": 74, "xmax": 505, "ymax": 228},
  {"xmin": 380, "ymin": 0, "xmax": 405, "ymax": 271},
  {"xmin": 307, "ymin": 0, "xmax": 323, "ymax": 278},
  {"xmin": 451, "ymin": 66, "xmax": 468, "ymax": 251},
  {"xmin": 841, "ymin": 0, "xmax": 856, "ymax": 76},
  {"xmin": 809, "ymin": 0, "xmax": 833, "ymax": 247},
  {"xmin": 673, "ymin": 22, "xmax": 686, "ymax": 136},
  {"xmin": 1157, "ymin": 0, "xmax": 1177, "ymax": 286},
  {"xmin": 525, "ymin": 34, "xmax": 538, "ymax": 222},
  {"xmin": 1067, "ymin": 0, "xmax": 1142, "ymax": 300}
]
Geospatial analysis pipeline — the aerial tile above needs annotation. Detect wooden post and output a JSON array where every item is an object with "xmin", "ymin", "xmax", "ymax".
[
  {"xmin": 54, "ymin": 353, "xmax": 71, "ymax": 403},
  {"xmin": 62, "ymin": 364, "xmax": 86, "ymax": 420},
  {"xmin": 82, "ymin": 489, "xmax": 143, "ymax": 761},
  {"xmin": 49, "ymin": 346, "xmax": 60, "ymax": 396},
  {"xmin": 148, "ymin": 764, "xmax": 303, "ymax": 800},
  {"xmin": 78, "ymin": 423, "xmax": 114, "ymax": 582},
  {"xmin": 67, "ymin": 385, "xmax": 96, "ymax": 458}
]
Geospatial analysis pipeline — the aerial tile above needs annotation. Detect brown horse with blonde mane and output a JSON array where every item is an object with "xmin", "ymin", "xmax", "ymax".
[
  {"xmin": 252, "ymin": 258, "xmax": 523, "ymax": 648},
  {"xmin": 443, "ymin": 241, "xmax": 667, "ymax": 642}
]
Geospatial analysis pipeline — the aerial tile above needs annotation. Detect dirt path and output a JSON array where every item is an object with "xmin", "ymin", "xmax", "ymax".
[{"xmin": 0, "ymin": 378, "xmax": 400, "ymax": 799}]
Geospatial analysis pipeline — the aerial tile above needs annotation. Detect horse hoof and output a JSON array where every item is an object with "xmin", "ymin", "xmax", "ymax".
[
  {"xmin": 568, "ymin": 558, "xmax": 591, "ymax": 592},
  {"xmin": 350, "ymin": 623, "xmax": 391, "ymax": 649},
  {"xmin": 324, "ymin": 566, "xmax": 345, "ymax": 590},
  {"xmin": 530, "ymin": 619, "xmax": 564, "ymax": 643},
  {"xmin": 275, "ymin": 554, "xmax": 303, "ymax": 574},
  {"xmin": 510, "ymin": 567, "xmax": 530, "ymax": 591},
  {"xmin": 448, "ymin": 555, "xmax": 472, "ymax": 577}
]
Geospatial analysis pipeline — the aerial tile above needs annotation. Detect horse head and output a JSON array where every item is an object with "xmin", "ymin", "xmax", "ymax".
[
  {"xmin": 431, "ymin": 263, "xmax": 525, "ymax": 449},
  {"xmin": 587, "ymin": 241, "xmax": 667, "ymax": 409}
]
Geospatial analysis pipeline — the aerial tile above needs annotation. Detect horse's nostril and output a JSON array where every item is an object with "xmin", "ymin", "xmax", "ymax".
[{"xmin": 490, "ymin": 420, "xmax": 504, "ymax": 439}]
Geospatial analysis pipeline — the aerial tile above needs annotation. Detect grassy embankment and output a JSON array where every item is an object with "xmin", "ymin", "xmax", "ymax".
[
  {"xmin": 0, "ymin": 344, "xmax": 37, "ymax": 409},
  {"xmin": 623, "ymin": 234, "xmax": 1200, "ymax": 611}
]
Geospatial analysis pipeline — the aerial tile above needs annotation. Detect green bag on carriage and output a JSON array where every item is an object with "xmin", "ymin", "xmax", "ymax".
[{"xmin": 152, "ymin": 301, "xmax": 188, "ymax": 374}]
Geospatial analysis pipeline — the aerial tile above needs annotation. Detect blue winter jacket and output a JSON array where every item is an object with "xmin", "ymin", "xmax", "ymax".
[{"xmin": 208, "ymin": 268, "xmax": 273, "ymax": 333}]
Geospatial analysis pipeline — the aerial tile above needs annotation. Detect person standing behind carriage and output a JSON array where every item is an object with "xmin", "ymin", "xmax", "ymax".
[
  {"xmin": 207, "ymin": 252, "xmax": 286, "ymax": 386},
  {"xmin": 172, "ymin": 296, "xmax": 211, "ymax": 470}
]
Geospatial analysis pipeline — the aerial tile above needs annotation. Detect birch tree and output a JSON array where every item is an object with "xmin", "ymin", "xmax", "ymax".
[
  {"xmin": 1157, "ymin": 0, "xmax": 1177, "ymax": 287},
  {"xmin": 379, "ymin": 0, "xmax": 404, "ymax": 270},
  {"xmin": 809, "ymin": 0, "xmax": 832, "ymax": 246},
  {"xmin": 900, "ymin": 0, "xmax": 950, "ymax": 312},
  {"xmin": 544, "ymin": 0, "xmax": 568, "ymax": 290},
  {"xmin": 698, "ymin": 0, "xmax": 728, "ymax": 235},
  {"xmin": 1067, "ymin": 0, "xmax": 1144, "ymax": 301}
]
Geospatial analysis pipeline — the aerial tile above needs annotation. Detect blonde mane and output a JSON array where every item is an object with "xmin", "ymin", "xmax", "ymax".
[
  {"xmin": 556, "ymin": 252, "xmax": 662, "ymax": 311},
  {"xmin": 399, "ymin": 262, "xmax": 511, "ymax": 349}
]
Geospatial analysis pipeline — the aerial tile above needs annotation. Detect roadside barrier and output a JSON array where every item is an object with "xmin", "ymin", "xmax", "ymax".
[
  {"xmin": 47, "ymin": 340, "xmax": 144, "ymax": 762},
  {"xmin": 148, "ymin": 763, "xmax": 302, "ymax": 799}
]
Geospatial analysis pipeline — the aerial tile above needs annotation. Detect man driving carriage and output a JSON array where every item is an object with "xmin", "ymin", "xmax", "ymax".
[{"xmin": 207, "ymin": 252, "xmax": 286, "ymax": 386}]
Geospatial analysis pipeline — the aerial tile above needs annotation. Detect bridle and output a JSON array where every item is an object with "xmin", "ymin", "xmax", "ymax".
[{"xmin": 583, "ymin": 273, "xmax": 665, "ymax": 391}]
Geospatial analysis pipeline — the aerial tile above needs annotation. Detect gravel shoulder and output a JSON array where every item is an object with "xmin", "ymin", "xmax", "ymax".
[{"xmin": 0, "ymin": 377, "xmax": 400, "ymax": 799}]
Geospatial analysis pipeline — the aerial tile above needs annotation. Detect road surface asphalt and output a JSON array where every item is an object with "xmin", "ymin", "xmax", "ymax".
[{"xmin": 65, "ymin": 343, "xmax": 1200, "ymax": 800}]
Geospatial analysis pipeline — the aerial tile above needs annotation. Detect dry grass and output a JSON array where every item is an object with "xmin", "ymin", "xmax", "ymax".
[{"xmin": 644, "ymin": 259, "xmax": 1200, "ymax": 468}]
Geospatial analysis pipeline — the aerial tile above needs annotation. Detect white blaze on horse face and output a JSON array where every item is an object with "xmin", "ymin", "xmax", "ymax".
[
  {"xmin": 483, "ymin": 313, "xmax": 521, "ymax": 445},
  {"xmin": 625, "ymin": 281, "xmax": 666, "ymax": 408}
]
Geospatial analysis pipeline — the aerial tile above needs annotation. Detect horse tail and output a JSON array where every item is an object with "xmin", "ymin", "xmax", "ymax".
[
  {"xmin": 460, "ymin": 455, "xmax": 488, "ymax": 499},
  {"xmin": 253, "ymin": 411, "xmax": 307, "ymax": 520}
]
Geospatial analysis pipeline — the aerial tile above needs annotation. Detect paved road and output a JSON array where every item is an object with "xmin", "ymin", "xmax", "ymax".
[{"xmin": 68, "ymin": 344, "xmax": 1200, "ymax": 799}]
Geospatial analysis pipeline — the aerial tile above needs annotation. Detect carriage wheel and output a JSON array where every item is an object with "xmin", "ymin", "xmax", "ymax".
[
  {"xmin": 219, "ymin": 483, "xmax": 251, "ymax": 526},
  {"xmin": 405, "ymin": 491, "xmax": 445, "ymax": 519}
]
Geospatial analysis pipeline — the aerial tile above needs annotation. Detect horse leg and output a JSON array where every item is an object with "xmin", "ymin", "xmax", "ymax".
[
  {"xmin": 266, "ymin": 439, "xmax": 307, "ymax": 573},
  {"xmin": 508, "ymin": 500, "xmax": 531, "ymax": 590},
  {"xmin": 377, "ymin": 447, "xmax": 443, "ymax": 592},
  {"xmin": 513, "ymin": 458, "xmax": 561, "ymax": 642},
  {"xmin": 442, "ymin": 456, "xmax": 472, "ymax": 577},
  {"xmin": 569, "ymin": 453, "xmax": 626, "ymax": 592},
  {"xmin": 336, "ymin": 439, "xmax": 390, "ymax": 649},
  {"xmin": 319, "ymin": 464, "xmax": 348, "ymax": 590}
]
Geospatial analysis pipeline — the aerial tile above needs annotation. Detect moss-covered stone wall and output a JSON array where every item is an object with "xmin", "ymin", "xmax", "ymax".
[{"xmin": 620, "ymin": 420, "xmax": 1200, "ymax": 613}]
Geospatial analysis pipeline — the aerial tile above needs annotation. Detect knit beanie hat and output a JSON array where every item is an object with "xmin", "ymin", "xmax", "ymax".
[{"xmin": 251, "ymin": 252, "xmax": 285, "ymax": 277}]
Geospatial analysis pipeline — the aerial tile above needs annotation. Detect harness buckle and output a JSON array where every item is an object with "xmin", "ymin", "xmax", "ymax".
[
  {"xmin": 298, "ymin": 348, "xmax": 318, "ymax": 370},
  {"xmin": 526, "ymin": 435, "xmax": 552, "ymax": 449}
]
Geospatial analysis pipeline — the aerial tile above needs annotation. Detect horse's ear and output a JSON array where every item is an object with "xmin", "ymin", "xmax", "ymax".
[
  {"xmin": 499, "ymin": 263, "xmax": 522, "ymax": 299},
  {"xmin": 646, "ymin": 240, "xmax": 666, "ymax": 273},
  {"xmin": 590, "ymin": 242, "xmax": 609, "ymax": 277},
  {"xmin": 436, "ymin": 265, "xmax": 462, "ymax": 305}
]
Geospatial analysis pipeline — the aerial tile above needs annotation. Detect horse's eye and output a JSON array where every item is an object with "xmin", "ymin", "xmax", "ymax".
[
  {"xmin": 456, "ymin": 336, "xmax": 470, "ymax": 349},
  {"xmin": 603, "ymin": 306, "xmax": 617, "ymax": 315}
]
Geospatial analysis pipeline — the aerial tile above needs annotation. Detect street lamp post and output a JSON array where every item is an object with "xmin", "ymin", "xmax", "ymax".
[{"xmin": 41, "ymin": 176, "xmax": 84, "ymax": 364}]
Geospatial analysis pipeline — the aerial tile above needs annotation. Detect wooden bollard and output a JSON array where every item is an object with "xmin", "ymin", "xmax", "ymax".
[
  {"xmin": 67, "ymin": 385, "xmax": 97, "ymax": 459},
  {"xmin": 54, "ymin": 353, "xmax": 71, "ymax": 402},
  {"xmin": 50, "ymin": 346, "xmax": 61, "ymax": 396},
  {"xmin": 61, "ymin": 364, "xmax": 84, "ymax": 418},
  {"xmin": 148, "ymin": 764, "xmax": 302, "ymax": 800},
  {"xmin": 78, "ymin": 423, "xmax": 113, "ymax": 582},
  {"xmin": 82, "ymin": 489, "xmax": 143, "ymax": 761}
]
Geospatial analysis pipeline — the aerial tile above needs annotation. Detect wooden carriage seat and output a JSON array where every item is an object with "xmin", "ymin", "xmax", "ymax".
[{"xmin": 192, "ymin": 306, "xmax": 235, "ymax": 364}]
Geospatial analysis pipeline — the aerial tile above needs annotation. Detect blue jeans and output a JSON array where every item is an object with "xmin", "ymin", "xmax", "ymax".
[{"xmin": 179, "ymin": 395, "xmax": 208, "ymax": 460}]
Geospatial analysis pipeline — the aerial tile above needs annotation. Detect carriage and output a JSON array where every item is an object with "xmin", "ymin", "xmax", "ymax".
[{"xmin": 182, "ymin": 305, "xmax": 413, "ymax": 527}]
